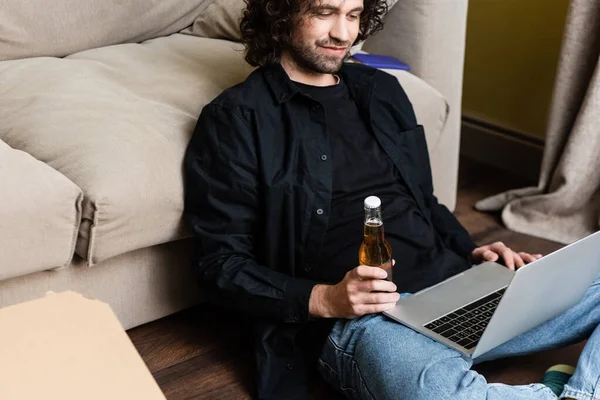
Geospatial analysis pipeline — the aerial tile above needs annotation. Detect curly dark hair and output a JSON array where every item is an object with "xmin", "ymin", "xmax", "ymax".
[{"xmin": 240, "ymin": 0, "xmax": 388, "ymax": 67}]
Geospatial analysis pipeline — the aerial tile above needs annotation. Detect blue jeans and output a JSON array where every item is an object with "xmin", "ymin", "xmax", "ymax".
[{"xmin": 318, "ymin": 275, "xmax": 600, "ymax": 400}]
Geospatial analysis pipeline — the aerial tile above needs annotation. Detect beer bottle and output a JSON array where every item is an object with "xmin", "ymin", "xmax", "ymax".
[{"xmin": 358, "ymin": 196, "xmax": 393, "ymax": 281}]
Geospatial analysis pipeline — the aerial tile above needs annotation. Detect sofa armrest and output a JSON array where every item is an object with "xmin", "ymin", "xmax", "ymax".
[{"xmin": 363, "ymin": 0, "xmax": 469, "ymax": 211}]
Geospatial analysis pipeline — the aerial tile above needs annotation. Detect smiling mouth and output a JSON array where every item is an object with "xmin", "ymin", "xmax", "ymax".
[{"xmin": 319, "ymin": 46, "xmax": 348, "ymax": 54}]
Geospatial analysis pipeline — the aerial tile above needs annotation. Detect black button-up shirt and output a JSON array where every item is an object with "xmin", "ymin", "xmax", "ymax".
[
  {"xmin": 294, "ymin": 77, "xmax": 472, "ymax": 293},
  {"xmin": 184, "ymin": 63, "xmax": 477, "ymax": 399}
]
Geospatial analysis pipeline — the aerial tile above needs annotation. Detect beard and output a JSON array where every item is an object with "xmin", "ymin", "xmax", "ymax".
[{"xmin": 287, "ymin": 37, "xmax": 352, "ymax": 74}]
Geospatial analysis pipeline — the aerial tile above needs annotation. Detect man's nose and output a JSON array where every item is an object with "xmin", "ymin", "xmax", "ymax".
[{"xmin": 329, "ymin": 16, "xmax": 351, "ymax": 44}]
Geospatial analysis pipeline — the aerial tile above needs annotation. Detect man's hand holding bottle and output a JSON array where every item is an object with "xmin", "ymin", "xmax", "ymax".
[
  {"xmin": 309, "ymin": 263, "xmax": 399, "ymax": 319},
  {"xmin": 310, "ymin": 196, "xmax": 399, "ymax": 319}
]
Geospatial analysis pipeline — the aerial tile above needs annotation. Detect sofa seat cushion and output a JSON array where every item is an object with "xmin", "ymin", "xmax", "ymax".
[
  {"xmin": 0, "ymin": 34, "xmax": 447, "ymax": 266},
  {"xmin": 0, "ymin": 140, "xmax": 83, "ymax": 280}
]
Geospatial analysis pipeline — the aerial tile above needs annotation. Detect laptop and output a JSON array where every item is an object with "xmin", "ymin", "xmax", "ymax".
[{"xmin": 384, "ymin": 230, "xmax": 600, "ymax": 358}]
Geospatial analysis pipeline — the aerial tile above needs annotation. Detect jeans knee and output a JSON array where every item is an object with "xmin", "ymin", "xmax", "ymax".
[{"xmin": 352, "ymin": 319, "xmax": 478, "ymax": 400}]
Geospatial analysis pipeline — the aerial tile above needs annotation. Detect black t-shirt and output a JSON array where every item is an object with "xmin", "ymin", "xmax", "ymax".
[{"xmin": 294, "ymin": 77, "xmax": 469, "ymax": 293}]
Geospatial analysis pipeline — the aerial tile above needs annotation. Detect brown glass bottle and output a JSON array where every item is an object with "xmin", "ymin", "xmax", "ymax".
[{"xmin": 358, "ymin": 196, "xmax": 393, "ymax": 281}]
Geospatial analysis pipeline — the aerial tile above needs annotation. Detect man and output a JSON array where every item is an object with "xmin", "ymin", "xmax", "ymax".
[{"xmin": 184, "ymin": 0, "xmax": 600, "ymax": 399}]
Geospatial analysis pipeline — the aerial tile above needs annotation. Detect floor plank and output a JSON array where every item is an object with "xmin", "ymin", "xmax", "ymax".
[
  {"xmin": 153, "ymin": 343, "xmax": 254, "ymax": 400},
  {"xmin": 128, "ymin": 156, "xmax": 580, "ymax": 399}
]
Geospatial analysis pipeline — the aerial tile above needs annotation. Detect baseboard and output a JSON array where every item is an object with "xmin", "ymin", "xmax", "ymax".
[{"xmin": 460, "ymin": 117, "xmax": 544, "ymax": 183}]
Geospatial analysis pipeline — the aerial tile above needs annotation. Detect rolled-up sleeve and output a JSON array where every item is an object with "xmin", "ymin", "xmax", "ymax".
[{"xmin": 184, "ymin": 104, "xmax": 318, "ymax": 323}]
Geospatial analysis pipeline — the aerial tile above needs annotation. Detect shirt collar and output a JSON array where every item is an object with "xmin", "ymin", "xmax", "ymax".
[
  {"xmin": 263, "ymin": 62, "xmax": 377, "ymax": 104},
  {"xmin": 263, "ymin": 63, "xmax": 301, "ymax": 104}
]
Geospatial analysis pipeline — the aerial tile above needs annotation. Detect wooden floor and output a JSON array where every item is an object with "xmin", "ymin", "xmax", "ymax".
[{"xmin": 128, "ymin": 156, "xmax": 585, "ymax": 399}]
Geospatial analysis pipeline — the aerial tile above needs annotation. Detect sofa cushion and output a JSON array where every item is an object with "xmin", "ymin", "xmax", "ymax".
[
  {"xmin": 0, "ymin": 140, "xmax": 83, "ymax": 280},
  {"xmin": 0, "ymin": 0, "xmax": 214, "ymax": 61},
  {"xmin": 0, "ymin": 34, "xmax": 446, "ymax": 266},
  {"xmin": 0, "ymin": 35, "xmax": 255, "ymax": 266},
  {"xmin": 181, "ymin": 0, "xmax": 243, "ymax": 41}
]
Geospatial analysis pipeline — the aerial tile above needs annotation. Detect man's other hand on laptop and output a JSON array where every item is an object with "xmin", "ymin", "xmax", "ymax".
[{"xmin": 470, "ymin": 242, "xmax": 543, "ymax": 270}]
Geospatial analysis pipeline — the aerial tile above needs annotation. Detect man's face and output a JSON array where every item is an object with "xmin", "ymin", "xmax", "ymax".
[{"xmin": 288, "ymin": 0, "xmax": 363, "ymax": 74}]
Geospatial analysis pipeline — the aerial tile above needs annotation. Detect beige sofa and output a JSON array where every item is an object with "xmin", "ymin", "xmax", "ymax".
[{"xmin": 0, "ymin": 0, "xmax": 468, "ymax": 329}]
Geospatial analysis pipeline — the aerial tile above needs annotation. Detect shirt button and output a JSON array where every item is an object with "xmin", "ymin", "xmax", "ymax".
[
  {"xmin": 286, "ymin": 363, "xmax": 294, "ymax": 370},
  {"xmin": 320, "ymin": 154, "xmax": 327, "ymax": 161},
  {"xmin": 316, "ymin": 208, "xmax": 324, "ymax": 215},
  {"xmin": 305, "ymin": 263, "xmax": 313, "ymax": 272}
]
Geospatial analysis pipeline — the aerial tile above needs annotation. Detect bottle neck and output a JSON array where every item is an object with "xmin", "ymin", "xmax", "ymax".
[
  {"xmin": 364, "ymin": 206, "xmax": 382, "ymax": 224},
  {"xmin": 364, "ymin": 206, "xmax": 385, "ymax": 239}
]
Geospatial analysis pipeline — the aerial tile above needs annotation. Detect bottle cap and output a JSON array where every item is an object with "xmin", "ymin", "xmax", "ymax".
[{"xmin": 364, "ymin": 196, "xmax": 381, "ymax": 209}]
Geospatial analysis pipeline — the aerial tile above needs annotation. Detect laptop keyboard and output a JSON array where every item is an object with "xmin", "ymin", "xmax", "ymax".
[{"xmin": 423, "ymin": 287, "xmax": 506, "ymax": 350}]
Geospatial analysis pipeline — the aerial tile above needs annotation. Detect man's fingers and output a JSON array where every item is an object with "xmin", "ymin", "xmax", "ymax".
[
  {"xmin": 355, "ymin": 302, "xmax": 397, "ymax": 315},
  {"xmin": 519, "ymin": 252, "xmax": 537, "ymax": 264},
  {"xmin": 361, "ymin": 292, "xmax": 401, "ymax": 304},
  {"xmin": 489, "ymin": 242, "xmax": 514, "ymax": 270},
  {"xmin": 475, "ymin": 243, "xmax": 544, "ymax": 270},
  {"xmin": 513, "ymin": 252, "xmax": 525, "ymax": 269},
  {"xmin": 501, "ymin": 248, "xmax": 515, "ymax": 270},
  {"xmin": 483, "ymin": 250, "xmax": 498, "ymax": 261},
  {"xmin": 355, "ymin": 265, "xmax": 388, "ymax": 280},
  {"xmin": 472, "ymin": 247, "xmax": 486, "ymax": 257},
  {"xmin": 358, "ymin": 279, "xmax": 397, "ymax": 293}
]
